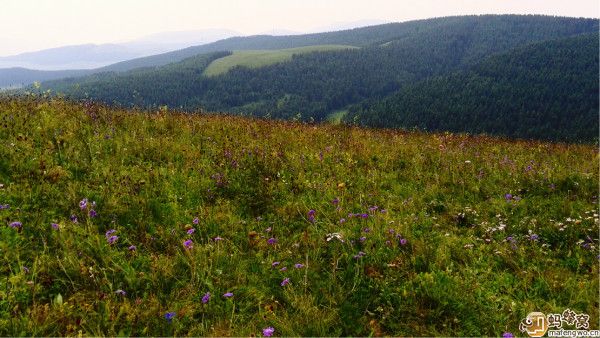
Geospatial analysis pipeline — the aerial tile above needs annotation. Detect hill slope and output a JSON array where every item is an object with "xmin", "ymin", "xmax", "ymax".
[
  {"xmin": 0, "ymin": 97, "xmax": 597, "ymax": 336},
  {"xmin": 41, "ymin": 15, "xmax": 599, "ymax": 142},
  {"xmin": 346, "ymin": 33, "xmax": 599, "ymax": 142}
]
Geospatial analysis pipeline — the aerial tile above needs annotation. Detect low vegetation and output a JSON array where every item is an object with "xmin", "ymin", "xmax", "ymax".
[{"xmin": 0, "ymin": 97, "xmax": 598, "ymax": 336}]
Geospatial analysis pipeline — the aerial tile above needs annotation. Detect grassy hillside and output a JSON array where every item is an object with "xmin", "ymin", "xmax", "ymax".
[
  {"xmin": 0, "ymin": 97, "xmax": 598, "ymax": 336},
  {"xmin": 203, "ymin": 45, "xmax": 357, "ymax": 77},
  {"xmin": 347, "ymin": 33, "xmax": 599, "ymax": 142}
]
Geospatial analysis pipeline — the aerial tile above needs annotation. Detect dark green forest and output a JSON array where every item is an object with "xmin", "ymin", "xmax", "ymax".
[
  {"xmin": 345, "ymin": 33, "xmax": 599, "ymax": 142},
  {"xmin": 39, "ymin": 15, "xmax": 599, "ymax": 142}
]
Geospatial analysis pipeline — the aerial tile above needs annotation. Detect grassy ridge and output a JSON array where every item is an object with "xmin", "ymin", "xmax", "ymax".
[
  {"xmin": 203, "ymin": 45, "xmax": 358, "ymax": 77},
  {"xmin": 0, "ymin": 98, "xmax": 598, "ymax": 336}
]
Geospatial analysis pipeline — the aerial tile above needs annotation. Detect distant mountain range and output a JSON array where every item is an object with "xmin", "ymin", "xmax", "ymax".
[{"xmin": 0, "ymin": 28, "xmax": 240, "ymax": 71}]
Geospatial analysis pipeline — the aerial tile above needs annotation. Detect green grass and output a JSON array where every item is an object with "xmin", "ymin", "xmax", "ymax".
[
  {"xmin": 0, "ymin": 97, "xmax": 598, "ymax": 336},
  {"xmin": 203, "ymin": 45, "xmax": 358, "ymax": 77}
]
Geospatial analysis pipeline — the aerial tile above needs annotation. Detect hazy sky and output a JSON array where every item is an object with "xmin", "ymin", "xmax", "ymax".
[{"xmin": 1, "ymin": 0, "xmax": 598, "ymax": 56}]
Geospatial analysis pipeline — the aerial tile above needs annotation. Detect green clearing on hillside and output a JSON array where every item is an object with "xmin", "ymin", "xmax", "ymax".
[
  {"xmin": 203, "ymin": 45, "xmax": 358, "ymax": 76},
  {"xmin": 325, "ymin": 109, "xmax": 348, "ymax": 124},
  {"xmin": 0, "ymin": 98, "xmax": 598, "ymax": 336}
]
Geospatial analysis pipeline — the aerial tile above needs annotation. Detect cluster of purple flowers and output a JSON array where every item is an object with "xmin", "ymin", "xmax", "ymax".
[
  {"xmin": 0, "ymin": 204, "xmax": 9, "ymax": 210},
  {"xmin": 105, "ymin": 229, "xmax": 118, "ymax": 244},
  {"xmin": 201, "ymin": 292, "xmax": 211, "ymax": 304},
  {"xmin": 263, "ymin": 327, "xmax": 275, "ymax": 337},
  {"xmin": 183, "ymin": 239, "xmax": 193, "ymax": 249},
  {"xmin": 353, "ymin": 251, "xmax": 366, "ymax": 259}
]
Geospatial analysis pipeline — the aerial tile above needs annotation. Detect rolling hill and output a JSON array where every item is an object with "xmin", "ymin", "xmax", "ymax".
[
  {"xmin": 345, "ymin": 32, "xmax": 599, "ymax": 142},
  {"xmin": 40, "ymin": 15, "xmax": 599, "ymax": 141}
]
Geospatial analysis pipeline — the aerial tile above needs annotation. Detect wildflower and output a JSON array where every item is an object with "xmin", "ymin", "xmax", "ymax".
[
  {"xmin": 107, "ymin": 235, "xmax": 118, "ymax": 245},
  {"xmin": 79, "ymin": 198, "xmax": 88, "ymax": 210},
  {"xmin": 360, "ymin": 213, "xmax": 369, "ymax": 219},
  {"xmin": 105, "ymin": 229, "xmax": 116, "ymax": 238},
  {"xmin": 115, "ymin": 289, "xmax": 126, "ymax": 296},
  {"xmin": 271, "ymin": 261, "xmax": 280, "ymax": 267},
  {"xmin": 183, "ymin": 239, "xmax": 193, "ymax": 249},
  {"xmin": 307, "ymin": 209, "xmax": 316, "ymax": 223},
  {"xmin": 22, "ymin": 266, "xmax": 29, "ymax": 273},
  {"xmin": 388, "ymin": 228, "xmax": 395, "ymax": 234},
  {"xmin": 359, "ymin": 236, "xmax": 366, "ymax": 242},
  {"xmin": 128, "ymin": 245, "xmax": 137, "ymax": 251},
  {"xmin": 223, "ymin": 292, "xmax": 234, "ymax": 298},
  {"xmin": 187, "ymin": 228, "xmax": 195, "ymax": 235},
  {"xmin": 0, "ymin": 204, "xmax": 9, "ymax": 210},
  {"xmin": 193, "ymin": 217, "xmax": 199, "ymax": 225},
  {"xmin": 213, "ymin": 236, "xmax": 223, "ymax": 241},
  {"xmin": 502, "ymin": 333, "xmax": 514, "ymax": 338},
  {"xmin": 9, "ymin": 221, "xmax": 22, "ymax": 229},
  {"xmin": 265, "ymin": 227, "xmax": 272, "ymax": 232},
  {"xmin": 263, "ymin": 327, "xmax": 275, "ymax": 337},
  {"xmin": 353, "ymin": 251, "xmax": 366, "ymax": 259},
  {"xmin": 368, "ymin": 206, "xmax": 378, "ymax": 212},
  {"xmin": 164, "ymin": 311, "xmax": 176, "ymax": 323},
  {"xmin": 400, "ymin": 238, "xmax": 408, "ymax": 246},
  {"xmin": 267, "ymin": 237, "xmax": 277, "ymax": 245},
  {"xmin": 51, "ymin": 223, "xmax": 60, "ymax": 230},
  {"xmin": 70, "ymin": 215, "xmax": 78, "ymax": 223},
  {"xmin": 279, "ymin": 267, "xmax": 287, "ymax": 272},
  {"xmin": 363, "ymin": 227, "xmax": 371, "ymax": 233},
  {"xmin": 339, "ymin": 218, "xmax": 346, "ymax": 224},
  {"xmin": 332, "ymin": 197, "xmax": 339, "ymax": 206},
  {"xmin": 294, "ymin": 263, "xmax": 304, "ymax": 269},
  {"xmin": 504, "ymin": 194, "xmax": 513, "ymax": 201},
  {"xmin": 89, "ymin": 209, "xmax": 97, "ymax": 218},
  {"xmin": 202, "ymin": 292, "xmax": 210, "ymax": 304},
  {"xmin": 529, "ymin": 234, "xmax": 539, "ymax": 241},
  {"xmin": 280, "ymin": 278, "xmax": 290, "ymax": 286}
]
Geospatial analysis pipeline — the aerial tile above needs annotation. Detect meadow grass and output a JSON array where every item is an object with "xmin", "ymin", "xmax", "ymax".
[
  {"xmin": 203, "ymin": 45, "xmax": 358, "ymax": 77},
  {"xmin": 325, "ymin": 110, "xmax": 348, "ymax": 125},
  {"xmin": 0, "ymin": 97, "xmax": 598, "ymax": 336}
]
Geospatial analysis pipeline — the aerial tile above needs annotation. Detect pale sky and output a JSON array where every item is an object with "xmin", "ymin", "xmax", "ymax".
[{"xmin": 1, "ymin": 0, "xmax": 598, "ymax": 56}]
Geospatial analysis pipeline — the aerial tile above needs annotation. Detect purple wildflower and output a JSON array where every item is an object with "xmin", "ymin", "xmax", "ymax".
[
  {"xmin": 89, "ymin": 209, "xmax": 97, "ymax": 218},
  {"xmin": 9, "ymin": 221, "xmax": 22, "ymax": 229},
  {"xmin": 183, "ymin": 239, "xmax": 193, "ymax": 249},
  {"xmin": 115, "ymin": 289, "xmax": 126, "ymax": 296},
  {"xmin": 359, "ymin": 236, "xmax": 366, "ymax": 242},
  {"xmin": 223, "ymin": 292, "xmax": 234, "ymax": 298},
  {"xmin": 502, "ymin": 333, "xmax": 514, "ymax": 338},
  {"xmin": 279, "ymin": 267, "xmax": 287, "ymax": 272},
  {"xmin": 388, "ymin": 229, "xmax": 395, "ymax": 234},
  {"xmin": 307, "ymin": 209, "xmax": 316, "ymax": 223},
  {"xmin": 70, "ymin": 215, "xmax": 78, "ymax": 223},
  {"xmin": 51, "ymin": 223, "xmax": 60, "ymax": 230},
  {"xmin": 353, "ymin": 251, "xmax": 366, "ymax": 259},
  {"xmin": 128, "ymin": 245, "xmax": 137, "ymax": 251},
  {"xmin": 400, "ymin": 238, "xmax": 408, "ymax": 246},
  {"xmin": 332, "ymin": 197, "xmax": 339, "ymax": 206},
  {"xmin": 280, "ymin": 278, "xmax": 290, "ymax": 286},
  {"xmin": 504, "ymin": 194, "xmax": 513, "ymax": 201},
  {"xmin": 105, "ymin": 229, "xmax": 116, "ymax": 238},
  {"xmin": 193, "ymin": 217, "xmax": 199, "ymax": 225},
  {"xmin": 213, "ymin": 236, "xmax": 223, "ymax": 241},
  {"xmin": 339, "ymin": 218, "xmax": 346, "ymax": 224},
  {"xmin": 187, "ymin": 228, "xmax": 195, "ymax": 235},
  {"xmin": 201, "ymin": 292, "xmax": 210, "ymax": 304},
  {"xmin": 294, "ymin": 263, "xmax": 304, "ymax": 269},
  {"xmin": 530, "ymin": 234, "xmax": 539, "ymax": 241},
  {"xmin": 360, "ymin": 213, "xmax": 369, "ymax": 219},
  {"xmin": 368, "ymin": 206, "xmax": 378, "ymax": 212},
  {"xmin": 271, "ymin": 261, "xmax": 280, "ymax": 267},
  {"xmin": 267, "ymin": 237, "xmax": 277, "ymax": 245},
  {"xmin": 79, "ymin": 198, "xmax": 88, "ymax": 210},
  {"xmin": 263, "ymin": 327, "xmax": 275, "ymax": 337},
  {"xmin": 107, "ymin": 235, "xmax": 118, "ymax": 245},
  {"xmin": 164, "ymin": 311, "xmax": 176, "ymax": 322},
  {"xmin": 363, "ymin": 227, "xmax": 370, "ymax": 233},
  {"xmin": 0, "ymin": 204, "xmax": 9, "ymax": 210}
]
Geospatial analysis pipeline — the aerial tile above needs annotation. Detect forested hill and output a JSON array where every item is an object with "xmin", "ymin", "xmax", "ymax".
[
  {"xmin": 40, "ymin": 15, "xmax": 598, "ymax": 142},
  {"xmin": 345, "ymin": 32, "xmax": 599, "ymax": 142}
]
